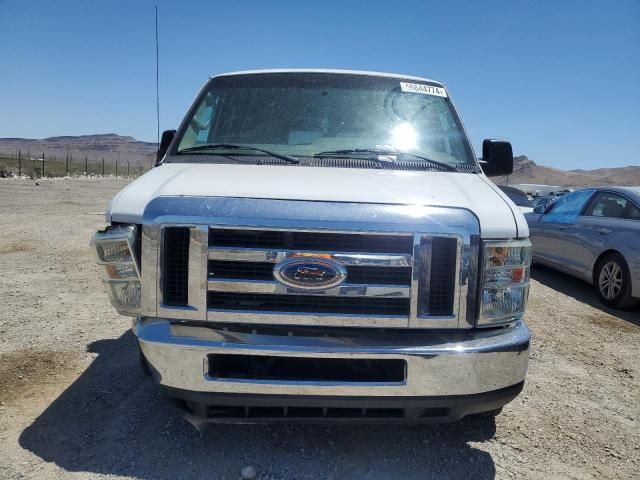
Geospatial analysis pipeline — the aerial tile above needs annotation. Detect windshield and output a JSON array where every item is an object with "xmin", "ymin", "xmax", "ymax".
[{"xmin": 171, "ymin": 73, "xmax": 476, "ymax": 166}]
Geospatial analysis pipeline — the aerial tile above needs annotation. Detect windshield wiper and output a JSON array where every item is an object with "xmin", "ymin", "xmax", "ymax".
[
  {"xmin": 178, "ymin": 143, "xmax": 300, "ymax": 164},
  {"xmin": 314, "ymin": 149, "xmax": 457, "ymax": 171}
]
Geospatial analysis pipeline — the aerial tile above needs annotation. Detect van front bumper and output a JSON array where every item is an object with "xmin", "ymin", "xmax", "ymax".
[{"xmin": 136, "ymin": 318, "xmax": 530, "ymax": 422}]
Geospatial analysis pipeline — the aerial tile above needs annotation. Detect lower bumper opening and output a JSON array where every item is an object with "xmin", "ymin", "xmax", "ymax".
[
  {"xmin": 166, "ymin": 382, "xmax": 524, "ymax": 424},
  {"xmin": 177, "ymin": 401, "xmax": 437, "ymax": 420},
  {"xmin": 207, "ymin": 354, "xmax": 406, "ymax": 383}
]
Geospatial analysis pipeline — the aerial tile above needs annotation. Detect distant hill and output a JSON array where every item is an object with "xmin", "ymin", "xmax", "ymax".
[
  {"xmin": 497, "ymin": 155, "xmax": 640, "ymax": 187},
  {"xmin": 0, "ymin": 135, "xmax": 638, "ymax": 186},
  {"xmin": 0, "ymin": 134, "xmax": 157, "ymax": 167}
]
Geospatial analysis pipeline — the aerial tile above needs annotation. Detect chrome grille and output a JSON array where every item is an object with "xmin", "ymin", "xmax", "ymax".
[
  {"xmin": 146, "ymin": 198, "xmax": 476, "ymax": 329},
  {"xmin": 206, "ymin": 228, "xmax": 414, "ymax": 319}
]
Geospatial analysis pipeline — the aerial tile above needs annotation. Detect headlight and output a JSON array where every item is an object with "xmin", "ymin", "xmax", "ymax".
[
  {"xmin": 90, "ymin": 225, "xmax": 141, "ymax": 316},
  {"xmin": 105, "ymin": 280, "xmax": 141, "ymax": 309},
  {"xmin": 95, "ymin": 240, "xmax": 135, "ymax": 264},
  {"xmin": 478, "ymin": 239, "xmax": 531, "ymax": 326}
]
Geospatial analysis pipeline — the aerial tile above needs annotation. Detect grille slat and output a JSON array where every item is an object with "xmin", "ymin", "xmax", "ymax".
[
  {"xmin": 209, "ymin": 229, "xmax": 413, "ymax": 254},
  {"xmin": 209, "ymin": 260, "xmax": 411, "ymax": 286},
  {"xmin": 208, "ymin": 292, "xmax": 410, "ymax": 316}
]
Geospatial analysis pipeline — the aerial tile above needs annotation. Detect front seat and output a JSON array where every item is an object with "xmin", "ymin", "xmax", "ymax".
[{"xmin": 602, "ymin": 199, "xmax": 624, "ymax": 218}]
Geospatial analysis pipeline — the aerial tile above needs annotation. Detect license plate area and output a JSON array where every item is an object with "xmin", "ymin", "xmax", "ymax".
[{"xmin": 207, "ymin": 354, "xmax": 406, "ymax": 383}]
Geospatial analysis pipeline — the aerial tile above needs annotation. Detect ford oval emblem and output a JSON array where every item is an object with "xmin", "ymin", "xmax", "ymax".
[{"xmin": 273, "ymin": 257, "xmax": 347, "ymax": 291}]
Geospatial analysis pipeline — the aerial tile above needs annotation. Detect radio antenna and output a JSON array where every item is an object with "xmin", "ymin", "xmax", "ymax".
[{"xmin": 155, "ymin": 6, "xmax": 160, "ymax": 147}]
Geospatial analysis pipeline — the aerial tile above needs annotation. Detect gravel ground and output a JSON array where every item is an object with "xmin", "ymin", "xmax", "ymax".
[{"xmin": 0, "ymin": 177, "xmax": 638, "ymax": 480}]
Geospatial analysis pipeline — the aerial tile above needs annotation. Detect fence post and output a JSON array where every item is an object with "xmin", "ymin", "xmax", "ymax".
[
  {"xmin": 102, "ymin": 158, "xmax": 105, "ymax": 176},
  {"xmin": 115, "ymin": 159, "xmax": 118, "ymax": 178},
  {"xmin": 85, "ymin": 156, "xmax": 88, "ymax": 176},
  {"xmin": 18, "ymin": 150, "xmax": 21, "ymax": 177},
  {"xmin": 65, "ymin": 154, "xmax": 69, "ymax": 176},
  {"xmin": 127, "ymin": 161, "xmax": 130, "ymax": 178},
  {"xmin": 42, "ymin": 152, "xmax": 45, "ymax": 177}
]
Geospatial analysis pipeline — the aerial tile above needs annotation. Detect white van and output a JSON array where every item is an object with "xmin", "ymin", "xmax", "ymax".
[{"xmin": 92, "ymin": 70, "xmax": 531, "ymax": 424}]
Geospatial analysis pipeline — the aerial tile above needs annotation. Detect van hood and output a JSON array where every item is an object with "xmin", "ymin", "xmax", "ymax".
[{"xmin": 108, "ymin": 163, "xmax": 527, "ymax": 238}]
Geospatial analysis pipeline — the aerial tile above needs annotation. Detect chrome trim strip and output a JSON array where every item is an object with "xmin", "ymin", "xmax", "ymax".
[
  {"xmin": 140, "ymin": 224, "xmax": 159, "ymax": 317},
  {"xmin": 409, "ymin": 234, "xmax": 423, "ymax": 322},
  {"xmin": 453, "ymin": 236, "xmax": 464, "ymax": 325},
  {"xmin": 208, "ymin": 248, "xmax": 412, "ymax": 267},
  {"xmin": 142, "ymin": 197, "xmax": 477, "ymax": 234},
  {"xmin": 206, "ymin": 311, "xmax": 408, "ymax": 328},
  {"xmin": 208, "ymin": 279, "xmax": 411, "ymax": 297},
  {"xmin": 188, "ymin": 226, "xmax": 209, "ymax": 312},
  {"xmin": 207, "ymin": 225, "xmax": 416, "ymax": 235},
  {"xmin": 463, "ymin": 235, "xmax": 481, "ymax": 328}
]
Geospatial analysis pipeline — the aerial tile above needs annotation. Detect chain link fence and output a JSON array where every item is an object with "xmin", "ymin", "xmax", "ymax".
[{"xmin": 0, "ymin": 152, "xmax": 155, "ymax": 179}]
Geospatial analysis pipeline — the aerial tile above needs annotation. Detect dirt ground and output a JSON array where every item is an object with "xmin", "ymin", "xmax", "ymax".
[{"xmin": 0, "ymin": 177, "xmax": 638, "ymax": 480}]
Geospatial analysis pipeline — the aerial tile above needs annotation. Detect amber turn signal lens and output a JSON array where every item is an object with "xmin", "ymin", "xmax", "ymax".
[{"xmin": 511, "ymin": 267, "xmax": 524, "ymax": 283}]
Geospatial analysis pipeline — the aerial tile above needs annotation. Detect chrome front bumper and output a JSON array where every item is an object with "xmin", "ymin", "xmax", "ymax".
[{"xmin": 135, "ymin": 318, "xmax": 530, "ymax": 399}]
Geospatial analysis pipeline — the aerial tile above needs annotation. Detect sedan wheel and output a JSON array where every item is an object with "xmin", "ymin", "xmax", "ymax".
[
  {"xmin": 594, "ymin": 253, "xmax": 638, "ymax": 309},
  {"xmin": 598, "ymin": 261, "xmax": 622, "ymax": 300}
]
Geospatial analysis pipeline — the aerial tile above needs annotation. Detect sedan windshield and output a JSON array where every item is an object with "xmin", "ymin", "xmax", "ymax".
[{"xmin": 171, "ymin": 72, "xmax": 476, "ymax": 167}]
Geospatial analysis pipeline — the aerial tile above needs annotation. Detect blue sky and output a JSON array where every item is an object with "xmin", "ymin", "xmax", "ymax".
[{"xmin": 1, "ymin": 0, "xmax": 638, "ymax": 170}]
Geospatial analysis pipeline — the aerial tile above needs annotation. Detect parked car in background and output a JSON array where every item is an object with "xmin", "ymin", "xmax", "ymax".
[
  {"xmin": 525, "ymin": 187, "xmax": 640, "ymax": 308},
  {"xmin": 499, "ymin": 185, "xmax": 534, "ymax": 213}
]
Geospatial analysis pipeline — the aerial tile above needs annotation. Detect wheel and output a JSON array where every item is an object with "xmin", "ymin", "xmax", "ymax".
[{"xmin": 594, "ymin": 253, "xmax": 638, "ymax": 309}]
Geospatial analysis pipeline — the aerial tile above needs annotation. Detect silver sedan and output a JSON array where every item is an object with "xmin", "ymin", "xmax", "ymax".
[{"xmin": 525, "ymin": 186, "xmax": 640, "ymax": 309}]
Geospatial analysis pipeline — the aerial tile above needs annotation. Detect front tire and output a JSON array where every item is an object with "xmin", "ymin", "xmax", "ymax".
[{"xmin": 594, "ymin": 253, "xmax": 638, "ymax": 309}]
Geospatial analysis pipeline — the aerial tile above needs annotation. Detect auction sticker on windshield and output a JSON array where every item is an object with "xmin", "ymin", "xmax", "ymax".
[{"xmin": 400, "ymin": 82, "xmax": 447, "ymax": 97}]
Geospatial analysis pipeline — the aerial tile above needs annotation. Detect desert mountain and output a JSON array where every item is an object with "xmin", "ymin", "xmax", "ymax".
[
  {"xmin": 0, "ymin": 135, "xmax": 638, "ymax": 186},
  {"xmin": 497, "ymin": 156, "xmax": 640, "ymax": 187},
  {"xmin": 0, "ymin": 134, "xmax": 157, "ymax": 167}
]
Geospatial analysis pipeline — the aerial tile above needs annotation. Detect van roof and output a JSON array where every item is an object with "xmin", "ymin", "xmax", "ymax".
[{"xmin": 210, "ymin": 69, "xmax": 444, "ymax": 86}]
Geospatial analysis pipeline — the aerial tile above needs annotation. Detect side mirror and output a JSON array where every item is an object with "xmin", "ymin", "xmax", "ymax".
[
  {"xmin": 481, "ymin": 139, "xmax": 513, "ymax": 177},
  {"xmin": 156, "ymin": 129, "xmax": 176, "ymax": 166},
  {"xmin": 533, "ymin": 205, "xmax": 546, "ymax": 214}
]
